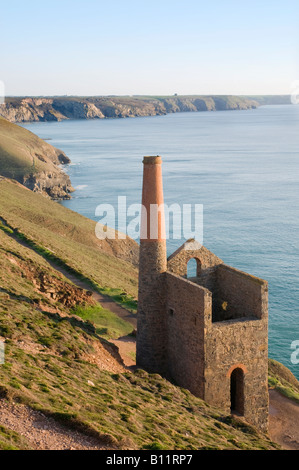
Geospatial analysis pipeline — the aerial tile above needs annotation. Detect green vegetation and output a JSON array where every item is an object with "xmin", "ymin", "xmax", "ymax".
[
  {"xmin": 0, "ymin": 116, "xmax": 65, "ymax": 180},
  {"xmin": 0, "ymin": 178, "xmax": 139, "ymax": 305},
  {"xmin": 71, "ymin": 304, "xmax": 134, "ymax": 340},
  {"xmin": 0, "ymin": 333, "xmax": 287, "ymax": 450},
  {"xmin": 1, "ymin": 223, "xmax": 137, "ymax": 313},
  {"xmin": 0, "ymin": 116, "xmax": 74, "ymax": 199},
  {"xmin": 0, "ymin": 182, "xmax": 280, "ymax": 450},
  {"xmin": 0, "ymin": 118, "xmax": 35, "ymax": 180},
  {"xmin": 0, "ymin": 424, "xmax": 31, "ymax": 450},
  {"xmin": 0, "ymin": 108, "xmax": 297, "ymax": 450},
  {"xmin": 0, "ymin": 337, "xmax": 279, "ymax": 450},
  {"xmin": 243, "ymin": 95, "xmax": 291, "ymax": 106},
  {"xmin": 0, "ymin": 178, "xmax": 296, "ymax": 450},
  {"xmin": 268, "ymin": 358, "xmax": 299, "ymax": 403},
  {"xmin": 0, "ymin": 221, "xmax": 13, "ymax": 234},
  {"xmin": 99, "ymin": 287, "xmax": 137, "ymax": 313}
]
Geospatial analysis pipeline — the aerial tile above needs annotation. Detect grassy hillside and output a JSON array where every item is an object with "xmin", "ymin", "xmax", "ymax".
[
  {"xmin": 0, "ymin": 178, "xmax": 139, "ymax": 306},
  {"xmin": 0, "ymin": 424, "xmax": 32, "ymax": 450},
  {"xmin": 0, "ymin": 225, "xmax": 277, "ymax": 450},
  {"xmin": 243, "ymin": 95, "xmax": 291, "ymax": 106},
  {"xmin": 0, "ymin": 117, "xmax": 63, "ymax": 176},
  {"xmin": 268, "ymin": 359, "xmax": 299, "ymax": 403},
  {"xmin": 0, "ymin": 178, "xmax": 281, "ymax": 450},
  {"xmin": 0, "ymin": 117, "xmax": 73, "ymax": 199}
]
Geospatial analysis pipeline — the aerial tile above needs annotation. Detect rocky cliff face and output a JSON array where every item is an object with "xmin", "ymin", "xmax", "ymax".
[
  {"xmin": 22, "ymin": 170, "xmax": 73, "ymax": 200},
  {"xmin": 0, "ymin": 95, "xmax": 260, "ymax": 123},
  {"xmin": 19, "ymin": 138, "xmax": 74, "ymax": 200},
  {"xmin": 0, "ymin": 98, "xmax": 66, "ymax": 122},
  {"xmin": 0, "ymin": 95, "xmax": 261, "ymax": 199},
  {"xmin": 0, "ymin": 116, "xmax": 74, "ymax": 200}
]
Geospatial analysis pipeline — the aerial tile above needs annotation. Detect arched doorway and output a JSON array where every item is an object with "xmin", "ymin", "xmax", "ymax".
[
  {"xmin": 230, "ymin": 367, "xmax": 245, "ymax": 415},
  {"xmin": 187, "ymin": 258, "xmax": 201, "ymax": 278}
]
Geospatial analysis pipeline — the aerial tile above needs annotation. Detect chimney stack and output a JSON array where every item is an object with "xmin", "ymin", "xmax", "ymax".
[{"xmin": 136, "ymin": 156, "xmax": 167, "ymax": 373}]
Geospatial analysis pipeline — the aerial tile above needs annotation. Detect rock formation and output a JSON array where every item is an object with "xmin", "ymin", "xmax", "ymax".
[
  {"xmin": 0, "ymin": 95, "xmax": 261, "ymax": 123},
  {"xmin": 0, "ymin": 116, "xmax": 73, "ymax": 199}
]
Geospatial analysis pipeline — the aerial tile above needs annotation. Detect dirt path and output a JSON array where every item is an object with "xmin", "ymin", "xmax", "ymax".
[
  {"xmin": 269, "ymin": 389, "xmax": 299, "ymax": 450},
  {"xmin": 111, "ymin": 335, "xmax": 136, "ymax": 367},
  {"xmin": 0, "ymin": 400, "xmax": 115, "ymax": 450},
  {"xmin": 58, "ymin": 269, "xmax": 137, "ymax": 328},
  {"xmin": 11, "ymin": 231, "xmax": 138, "ymax": 369},
  {"xmin": 4, "ymin": 226, "xmax": 137, "ymax": 328}
]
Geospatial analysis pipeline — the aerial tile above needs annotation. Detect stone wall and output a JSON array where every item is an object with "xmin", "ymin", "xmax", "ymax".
[
  {"xmin": 167, "ymin": 240, "xmax": 223, "ymax": 277},
  {"xmin": 165, "ymin": 244, "xmax": 269, "ymax": 432},
  {"xmin": 165, "ymin": 272, "xmax": 211, "ymax": 397},
  {"xmin": 213, "ymin": 264, "xmax": 267, "ymax": 322},
  {"xmin": 204, "ymin": 315, "xmax": 269, "ymax": 432}
]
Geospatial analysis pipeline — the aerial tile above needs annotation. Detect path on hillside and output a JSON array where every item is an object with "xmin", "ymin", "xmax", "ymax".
[
  {"xmin": 3, "ymin": 226, "xmax": 137, "ymax": 328},
  {"xmin": 0, "ymin": 227, "xmax": 134, "ymax": 450},
  {"xmin": 5, "ymin": 223, "xmax": 299, "ymax": 450},
  {"xmin": 48, "ymin": 264, "xmax": 138, "ymax": 367},
  {"xmin": 53, "ymin": 264, "xmax": 138, "ymax": 366},
  {"xmin": 269, "ymin": 389, "xmax": 299, "ymax": 450},
  {"xmin": 4, "ymin": 227, "xmax": 138, "ymax": 367},
  {"xmin": 0, "ymin": 400, "xmax": 117, "ymax": 450},
  {"xmin": 51, "ymin": 265, "xmax": 137, "ymax": 328}
]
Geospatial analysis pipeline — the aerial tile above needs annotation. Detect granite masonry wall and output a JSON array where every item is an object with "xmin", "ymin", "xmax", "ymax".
[
  {"xmin": 205, "ymin": 314, "xmax": 269, "ymax": 432},
  {"xmin": 212, "ymin": 264, "xmax": 266, "ymax": 322},
  {"xmin": 165, "ymin": 272, "xmax": 211, "ymax": 397}
]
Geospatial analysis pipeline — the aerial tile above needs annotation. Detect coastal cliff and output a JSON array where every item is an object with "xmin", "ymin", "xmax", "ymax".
[
  {"xmin": 0, "ymin": 95, "xmax": 261, "ymax": 123},
  {"xmin": 0, "ymin": 117, "xmax": 73, "ymax": 199}
]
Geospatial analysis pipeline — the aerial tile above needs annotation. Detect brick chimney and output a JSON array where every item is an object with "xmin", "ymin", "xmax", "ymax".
[{"xmin": 136, "ymin": 156, "xmax": 167, "ymax": 373}]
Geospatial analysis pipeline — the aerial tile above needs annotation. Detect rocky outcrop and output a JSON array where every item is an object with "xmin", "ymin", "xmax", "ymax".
[
  {"xmin": 22, "ymin": 171, "xmax": 74, "ymax": 200},
  {"xmin": 51, "ymin": 99, "xmax": 105, "ymax": 119},
  {"xmin": 0, "ymin": 98, "xmax": 66, "ymax": 122},
  {"xmin": 0, "ymin": 95, "xmax": 261, "ymax": 123},
  {"xmin": 0, "ymin": 116, "xmax": 74, "ymax": 199},
  {"xmin": 34, "ymin": 270, "xmax": 94, "ymax": 308},
  {"xmin": 161, "ymin": 95, "xmax": 260, "ymax": 113}
]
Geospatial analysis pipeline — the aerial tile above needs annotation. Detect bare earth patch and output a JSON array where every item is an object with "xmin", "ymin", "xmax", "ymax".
[
  {"xmin": 111, "ymin": 336, "xmax": 136, "ymax": 367},
  {"xmin": 0, "ymin": 399, "xmax": 115, "ymax": 450},
  {"xmin": 269, "ymin": 389, "xmax": 299, "ymax": 450}
]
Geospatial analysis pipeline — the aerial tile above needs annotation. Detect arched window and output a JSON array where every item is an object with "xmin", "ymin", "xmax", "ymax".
[
  {"xmin": 187, "ymin": 258, "xmax": 201, "ymax": 278},
  {"xmin": 230, "ymin": 367, "xmax": 245, "ymax": 416}
]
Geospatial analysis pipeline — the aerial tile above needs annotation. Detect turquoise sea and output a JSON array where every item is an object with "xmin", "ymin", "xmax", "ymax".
[{"xmin": 22, "ymin": 104, "xmax": 299, "ymax": 378}]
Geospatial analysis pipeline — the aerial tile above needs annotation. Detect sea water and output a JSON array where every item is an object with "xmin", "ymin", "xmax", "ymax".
[{"xmin": 22, "ymin": 105, "xmax": 299, "ymax": 378}]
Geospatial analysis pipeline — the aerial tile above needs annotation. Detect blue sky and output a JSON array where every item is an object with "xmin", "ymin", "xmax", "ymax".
[{"xmin": 0, "ymin": 0, "xmax": 298, "ymax": 96}]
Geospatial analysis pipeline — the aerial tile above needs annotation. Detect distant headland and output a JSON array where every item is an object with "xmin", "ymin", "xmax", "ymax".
[{"xmin": 0, "ymin": 94, "xmax": 292, "ymax": 123}]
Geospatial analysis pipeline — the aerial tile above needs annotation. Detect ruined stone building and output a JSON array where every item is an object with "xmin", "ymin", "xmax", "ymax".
[{"xmin": 137, "ymin": 156, "xmax": 269, "ymax": 432}]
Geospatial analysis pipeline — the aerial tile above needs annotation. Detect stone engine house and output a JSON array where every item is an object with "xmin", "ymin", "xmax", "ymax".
[{"xmin": 137, "ymin": 156, "xmax": 269, "ymax": 432}]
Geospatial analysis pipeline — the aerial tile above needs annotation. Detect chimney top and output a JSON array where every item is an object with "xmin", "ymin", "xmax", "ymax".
[{"xmin": 143, "ymin": 156, "xmax": 162, "ymax": 164}]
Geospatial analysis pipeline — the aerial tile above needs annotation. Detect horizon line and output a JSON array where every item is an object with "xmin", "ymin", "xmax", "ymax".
[{"xmin": 3, "ymin": 93, "xmax": 291, "ymax": 98}]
